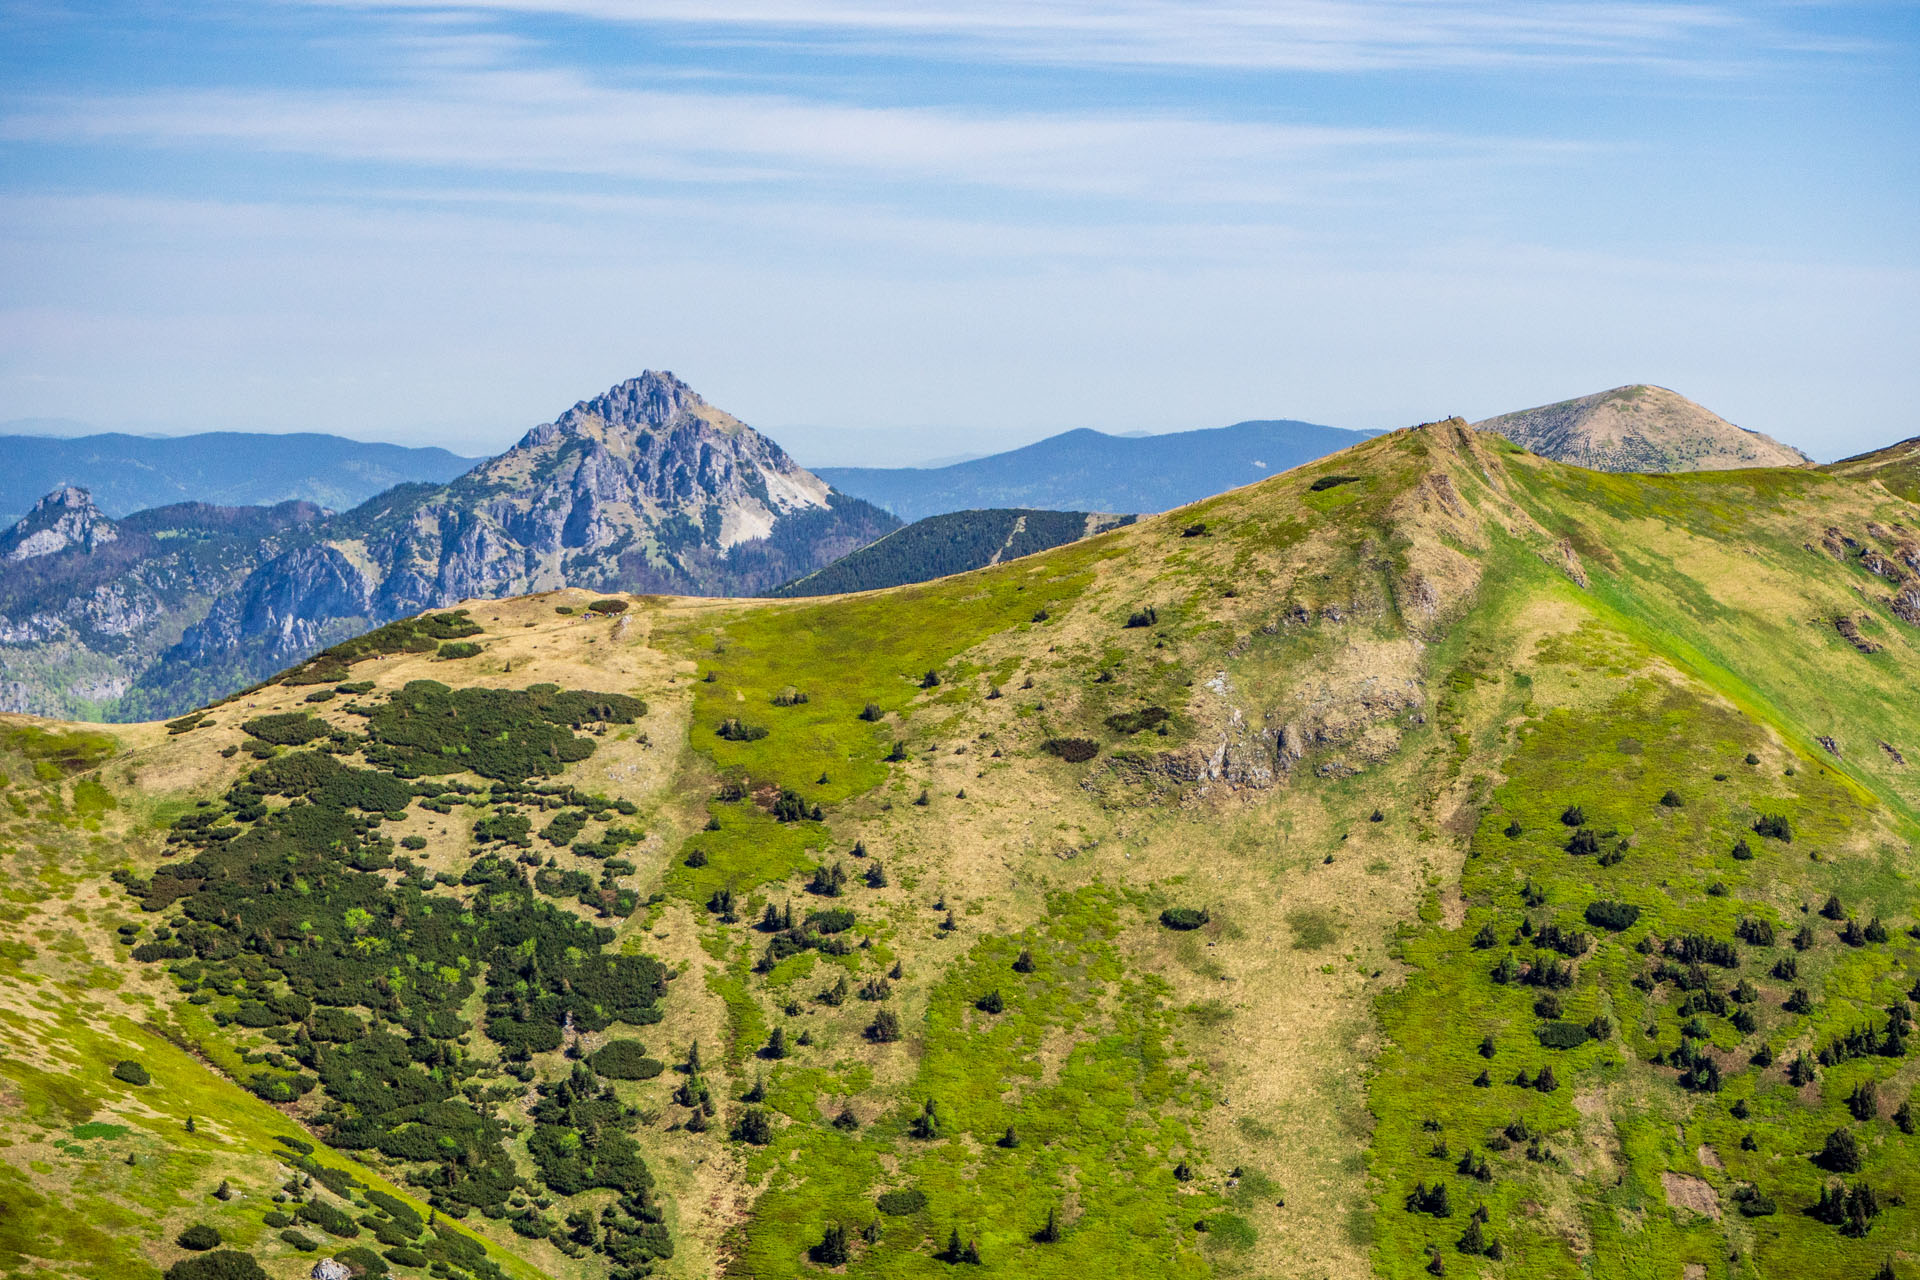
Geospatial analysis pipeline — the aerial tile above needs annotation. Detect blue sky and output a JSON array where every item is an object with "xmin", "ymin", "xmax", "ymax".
[{"xmin": 1, "ymin": 1, "xmax": 1915, "ymax": 464}]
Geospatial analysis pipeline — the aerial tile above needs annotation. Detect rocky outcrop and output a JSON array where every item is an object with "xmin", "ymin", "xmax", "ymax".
[
  {"xmin": 180, "ymin": 544, "xmax": 376, "ymax": 664},
  {"xmin": 126, "ymin": 373, "xmax": 897, "ymax": 714},
  {"xmin": 2, "ymin": 487, "xmax": 119, "ymax": 561},
  {"xmin": 0, "ymin": 498, "xmax": 329, "ymax": 718}
]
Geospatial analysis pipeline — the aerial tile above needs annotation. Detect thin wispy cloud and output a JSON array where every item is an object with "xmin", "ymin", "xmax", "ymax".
[
  {"xmin": 1, "ymin": 72, "xmax": 1582, "ymax": 208},
  {"xmin": 302, "ymin": 0, "xmax": 1824, "ymax": 73}
]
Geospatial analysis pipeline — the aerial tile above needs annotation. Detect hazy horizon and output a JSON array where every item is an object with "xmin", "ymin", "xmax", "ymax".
[{"xmin": 3, "ymin": 2, "xmax": 1915, "ymax": 462}]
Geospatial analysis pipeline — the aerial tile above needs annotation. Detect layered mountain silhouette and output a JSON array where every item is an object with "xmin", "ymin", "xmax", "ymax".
[
  {"xmin": 816, "ymin": 419, "xmax": 1379, "ymax": 520},
  {"xmin": 0, "ymin": 373, "xmax": 896, "ymax": 718},
  {"xmin": 0, "ymin": 380, "xmax": 1824, "ymax": 720},
  {"xmin": 772, "ymin": 508, "xmax": 1136, "ymax": 597},
  {"xmin": 0, "ymin": 430, "xmax": 479, "ymax": 523}
]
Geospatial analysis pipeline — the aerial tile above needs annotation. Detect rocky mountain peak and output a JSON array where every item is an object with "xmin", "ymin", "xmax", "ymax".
[
  {"xmin": 480, "ymin": 372, "xmax": 831, "ymax": 541},
  {"xmin": 2, "ymin": 485, "xmax": 120, "ymax": 561},
  {"xmin": 564, "ymin": 370, "xmax": 728, "ymax": 435}
]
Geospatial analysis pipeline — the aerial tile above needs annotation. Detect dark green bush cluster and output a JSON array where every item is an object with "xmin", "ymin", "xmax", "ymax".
[
  {"xmin": 773, "ymin": 788, "xmax": 823, "ymax": 822},
  {"xmin": 280, "ymin": 611, "xmax": 483, "ymax": 685},
  {"xmin": 1103, "ymin": 706, "xmax": 1169, "ymax": 735},
  {"xmin": 162, "ymin": 1252, "xmax": 266, "ymax": 1280},
  {"xmin": 1535, "ymin": 1021, "xmax": 1591, "ymax": 1049},
  {"xmin": 1308, "ymin": 474, "xmax": 1359, "ymax": 492},
  {"xmin": 1583, "ymin": 900, "xmax": 1639, "ymax": 931},
  {"xmin": 590, "ymin": 1039, "xmax": 666, "ymax": 1080},
  {"xmin": 437, "ymin": 641, "xmax": 482, "ymax": 659},
  {"xmin": 877, "ymin": 1188, "xmax": 928, "ymax": 1215},
  {"xmin": 473, "ymin": 812, "xmax": 532, "ymax": 846},
  {"xmin": 752, "ymin": 901, "xmax": 859, "ymax": 972},
  {"xmin": 176, "ymin": 1225, "xmax": 221, "ymax": 1250},
  {"xmin": 239, "ymin": 712, "xmax": 331, "ymax": 746},
  {"xmin": 358, "ymin": 680, "xmax": 644, "ymax": 781},
  {"xmin": 123, "ymin": 677, "xmax": 671, "ymax": 1273},
  {"xmin": 1041, "ymin": 737, "xmax": 1098, "ymax": 763},
  {"xmin": 1664, "ymin": 933, "xmax": 1739, "ymax": 968},
  {"xmin": 1160, "ymin": 907, "xmax": 1209, "ymax": 931},
  {"xmin": 716, "ymin": 717, "xmax": 768, "ymax": 743}
]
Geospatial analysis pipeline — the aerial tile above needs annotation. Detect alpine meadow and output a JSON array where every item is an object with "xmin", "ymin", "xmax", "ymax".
[{"xmin": 4, "ymin": 417, "xmax": 1920, "ymax": 1280}]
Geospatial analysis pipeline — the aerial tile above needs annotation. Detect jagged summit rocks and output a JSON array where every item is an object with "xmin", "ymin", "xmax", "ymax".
[
  {"xmin": 2, "ymin": 486, "xmax": 120, "ymax": 561},
  {"xmin": 132, "ymin": 373, "xmax": 897, "ymax": 713},
  {"xmin": 1474, "ymin": 385, "xmax": 1810, "ymax": 473},
  {"xmin": 475, "ymin": 370, "xmax": 837, "ymax": 557}
]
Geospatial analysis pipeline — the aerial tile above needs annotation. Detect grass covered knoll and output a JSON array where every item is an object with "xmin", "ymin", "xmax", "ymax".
[{"xmin": 656, "ymin": 530, "xmax": 1116, "ymax": 811}]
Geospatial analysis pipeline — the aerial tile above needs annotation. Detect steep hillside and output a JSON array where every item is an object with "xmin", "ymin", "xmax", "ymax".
[
  {"xmin": 0, "ymin": 373, "xmax": 899, "ymax": 721},
  {"xmin": 5, "ymin": 422, "xmax": 1920, "ymax": 1280},
  {"xmin": 816, "ymin": 419, "xmax": 1375, "ymax": 520},
  {"xmin": 1826, "ymin": 435, "xmax": 1920, "ymax": 504},
  {"xmin": 772, "ymin": 509, "xmax": 1135, "ymax": 597},
  {"xmin": 0, "ymin": 431, "xmax": 479, "ymax": 525},
  {"xmin": 0, "ymin": 492, "xmax": 329, "ymax": 718},
  {"xmin": 1474, "ymin": 384, "xmax": 1810, "ymax": 472}
]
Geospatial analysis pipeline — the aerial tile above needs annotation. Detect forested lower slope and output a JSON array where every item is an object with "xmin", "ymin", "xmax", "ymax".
[
  {"xmin": 4, "ymin": 420, "xmax": 1920, "ymax": 1280},
  {"xmin": 771, "ymin": 508, "xmax": 1133, "ymax": 597}
]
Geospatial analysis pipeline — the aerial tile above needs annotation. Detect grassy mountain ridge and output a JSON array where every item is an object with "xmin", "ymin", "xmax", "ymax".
[{"xmin": 4, "ymin": 421, "xmax": 1920, "ymax": 1279}]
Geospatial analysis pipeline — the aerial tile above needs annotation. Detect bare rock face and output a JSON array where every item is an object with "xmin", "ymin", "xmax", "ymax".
[
  {"xmin": 363, "ymin": 370, "xmax": 845, "ymax": 608},
  {"xmin": 138, "ymin": 372, "xmax": 897, "ymax": 713},
  {"xmin": 186, "ymin": 544, "xmax": 376, "ymax": 664},
  {"xmin": 0, "ymin": 497, "xmax": 330, "ymax": 718},
  {"xmin": 2, "ymin": 487, "xmax": 119, "ymax": 561}
]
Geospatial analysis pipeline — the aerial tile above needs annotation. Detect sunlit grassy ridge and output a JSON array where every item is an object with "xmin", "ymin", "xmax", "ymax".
[{"xmin": 4, "ymin": 421, "xmax": 1920, "ymax": 1280}]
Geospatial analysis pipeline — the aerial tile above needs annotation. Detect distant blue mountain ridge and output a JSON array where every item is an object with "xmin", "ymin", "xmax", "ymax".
[
  {"xmin": 0, "ymin": 430, "xmax": 481, "ymax": 523},
  {"xmin": 814, "ymin": 419, "xmax": 1379, "ymax": 521}
]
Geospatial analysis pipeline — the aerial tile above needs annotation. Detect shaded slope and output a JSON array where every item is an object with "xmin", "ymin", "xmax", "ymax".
[
  {"xmin": 815, "ymin": 418, "xmax": 1375, "ymax": 519},
  {"xmin": 1474, "ymin": 384, "xmax": 1810, "ymax": 472},
  {"xmin": 771, "ymin": 508, "xmax": 1136, "ymax": 597}
]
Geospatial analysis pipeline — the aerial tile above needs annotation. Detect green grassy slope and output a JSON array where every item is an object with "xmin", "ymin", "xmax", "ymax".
[{"xmin": 3, "ymin": 420, "xmax": 1919, "ymax": 1280}]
